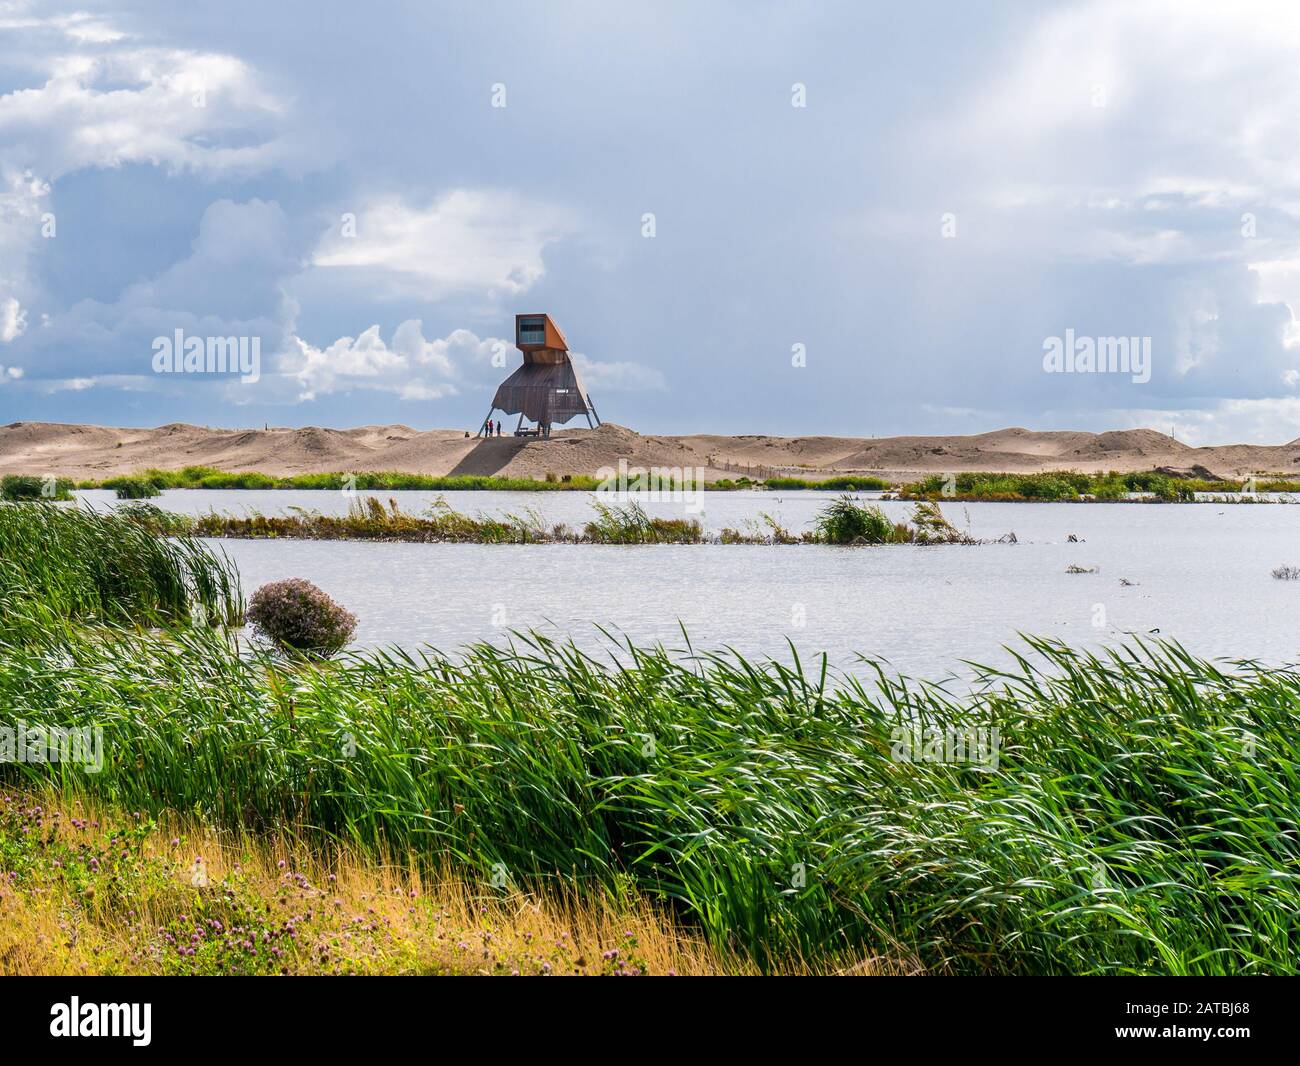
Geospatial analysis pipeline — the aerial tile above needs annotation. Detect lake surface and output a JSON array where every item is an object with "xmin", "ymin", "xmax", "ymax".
[{"xmin": 133, "ymin": 490, "xmax": 1300, "ymax": 680}]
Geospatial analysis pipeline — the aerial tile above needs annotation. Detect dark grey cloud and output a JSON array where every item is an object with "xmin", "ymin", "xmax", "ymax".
[{"xmin": 4, "ymin": 0, "xmax": 1300, "ymax": 443}]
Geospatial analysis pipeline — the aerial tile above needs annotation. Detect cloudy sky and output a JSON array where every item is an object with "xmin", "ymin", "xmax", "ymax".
[{"xmin": 3, "ymin": 0, "xmax": 1300, "ymax": 443}]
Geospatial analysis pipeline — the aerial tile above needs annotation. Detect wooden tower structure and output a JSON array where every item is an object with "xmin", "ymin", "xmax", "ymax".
[{"xmin": 479, "ymin": 314, "xmax": 600, "ymax": 437}]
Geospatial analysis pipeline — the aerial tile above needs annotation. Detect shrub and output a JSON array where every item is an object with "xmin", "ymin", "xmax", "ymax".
[
  {"xmin": 1273, "ymin": 566, "xmax": 1300, "ymax": 580},
  {"xmin": 245, "ymin": 578, "xmax": 357, "ymax": 657}
]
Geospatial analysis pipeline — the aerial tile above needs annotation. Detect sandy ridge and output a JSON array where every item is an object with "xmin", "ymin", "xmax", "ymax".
[{"xmin": 3, "ymin": 421, "xmax": 1298, "ymax": 482}]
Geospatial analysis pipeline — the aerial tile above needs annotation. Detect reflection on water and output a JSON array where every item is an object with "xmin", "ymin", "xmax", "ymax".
[{"xmin": 194, "ymin": 496, "xmax": 1300, "ymax": 679}]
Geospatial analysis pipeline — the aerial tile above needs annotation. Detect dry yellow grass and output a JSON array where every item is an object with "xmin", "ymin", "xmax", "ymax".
[{"xmin": 0, "ymin": 790, "xmax": 906, "ymax": 976}]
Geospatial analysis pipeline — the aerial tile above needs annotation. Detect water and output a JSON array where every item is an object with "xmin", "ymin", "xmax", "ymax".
[{"xmin": 152, "ymin": 490, "xmax": 1300, "ymax": 679}]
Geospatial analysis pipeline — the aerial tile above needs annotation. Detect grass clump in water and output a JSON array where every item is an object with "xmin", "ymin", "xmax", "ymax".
[
  {"xmin": 813, "ymin": 495, "xmax": 904, "ymax": 543},
  {"xmin": 812, "ymin": 496, "xmax": 970, "ymax": 544},
  {"xmin": 104, "ymin": 476, "xmax": 161, "ymax": 499},
  {"xmin": 582, "ymin": 500, "xmax": 703, "ymax": 543}
]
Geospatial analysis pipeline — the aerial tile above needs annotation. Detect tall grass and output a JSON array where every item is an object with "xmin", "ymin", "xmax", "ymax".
[
  {"xmin": 81, "ymin": 467, "xmax": 606, "ymax": 492},
  {"xmin": 78, "ymin": 466, "xmax": 880, "ymax": 493},
  {"xmin": 0, "ymin": 503, "xmax": 241, "ymax": 639},
  {"xmin": 3, "ymin": 623, "xmax": 1296, "ymax": 974},
  {"xmin": 69, "ymin": 465, "xmax": 1300, "ymax": 497},
  {"xmin": 103, "ymin": 476, "xmax": 161, "ymax": 499},
  {"xmin": 187, "ymin": 496, "xmax": 709, "ymax": 544},
  {"xmin": 2, "ymin": 475, "xmax": 74, "ymax": 501},
  {"xmin": 763, "ymin": 475, "xmax": 889, "ymax": 491},
  {"xmin": 582, "ymin": 500, "xmax": 703, "ymax": 543},
  {"xmin": 902, "ymin": 470, "xmax": 1207, "ymax": 501},
  {"xmin": 184, "ymin": 495, "xmax": 973, "ymax": 546},
  {"xmin": 813, "ymin": 496, "xmax": 905, "ymax": 543},
  {"xmin": 813, "ymin": 496, "xmax": 970, "ymax": 544}
]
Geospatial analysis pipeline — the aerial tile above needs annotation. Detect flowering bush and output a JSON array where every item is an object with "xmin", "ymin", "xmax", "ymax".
[{"xmin": 245, "ymin": 578, "xmax": 356, "ymax": 658}]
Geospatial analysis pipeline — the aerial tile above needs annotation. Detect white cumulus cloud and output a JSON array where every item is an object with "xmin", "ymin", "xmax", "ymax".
[
  {"xmin": 279, "ymin": 320, "xmax": 663, "ymax": 405},
  {"xmin": 311, "ymin": 190, "xmax": 573, "ymax": 300},
  {"xmin": 1, "ymin": 296, "xmax": 27, "ymax": 341},
  {"xmin": 0, "ymin": 4, "xmax": 299, "ymax": 379},
  {"xmin": 282, "ymin": 322, "xmax": 497, "ymax": 402}
]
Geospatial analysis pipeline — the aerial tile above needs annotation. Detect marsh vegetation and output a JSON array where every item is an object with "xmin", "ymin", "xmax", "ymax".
[{"xmin": 2, "ymin": 503, "xmax": 1296, "ymax": 975}]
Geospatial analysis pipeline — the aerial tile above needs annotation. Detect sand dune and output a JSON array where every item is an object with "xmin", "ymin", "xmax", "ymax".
[{"xmin": 2, "ymin": 420, "xmax": 1298, "ymax": 482}]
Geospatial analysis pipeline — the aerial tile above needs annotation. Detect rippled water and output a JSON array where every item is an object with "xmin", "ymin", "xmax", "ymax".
[{"xmin": 122, "ymin": 489, "xmax": 1300, "ymax": 679}]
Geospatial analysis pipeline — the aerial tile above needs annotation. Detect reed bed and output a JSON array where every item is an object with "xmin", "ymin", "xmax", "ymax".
[
  {"xmin": 3, "ymin": 622, "xmax": 1296, "ymax": 975},
  {"xmin": 103, "ymin": 475, "xmax": 161, "ymax": 499},
  {"xmin": 762, "ymin": 475, "xmax": 889, "ymax": 491},
  {"xmin": 69, "ymin": 465, "xmax": 1300, "ymax": 498},
  {"xmin": 1, "ymin": 475, "xmax": 74, "ymax": 501},
  {"xmin": 84, "ymin": 467, "xmax": 605, "ymax": 492},
  {"xmin": 183, "ymin": 495, "xmax": 973, "ymax": 546},
  {"xmin": 899, "ymin": 469, "xmax": 1300, "ymax": 501},
  {"xmin": 810, "ymin": 497, "xmax": 971, "ymax": 543},
  {"xmin": 2, "ymin": 500, "xmax": 1293, "ymax": 974},
  {"xmin": 78, "ymin": 466, "xmax": 874, "ymax": 493},
  {"xmin": 185, "ymin": 496, "xmax": 709, "ymax": 544},
  {"xmin": 0, "ymin": 502, "xmax": 242, "ymax": 639}
]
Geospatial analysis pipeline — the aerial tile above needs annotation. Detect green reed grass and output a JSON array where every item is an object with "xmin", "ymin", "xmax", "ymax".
[
  {"xmin": 901, "ymin": 470, "xmax": 1230, "ymax": 501},
  {"xmin": 2, "ymin": 620, "xmax": 1295, "ymax": 974},
  {"xmin": 79, "ymin": 466, "xmax": 606, "ymax": 492},
  {"xmin": 1, "ymin": 475, "xmax": 74, "ymax": 501},
  {"xmin": 0, "ymin": 503, "xmax": 241, "ymax": 639},
  {"xmin": 70, "ymin": 465, "xmax": 1300, "ymax": 498},
  {"xmin": 763, "ymin": 475, "xmax": 889, "ymax": 491},
  {"xmin": 812, "ymin": 496, "xmax": 970, "ymax": 544},
  {"xmin": 582, "ymin": 499, "xmax": 703, "ymax": 543},
  {"xmin": 77, "ymin": 466, "xmax": 869, "ymax": 493},
  {"xmin": 103, "ymin": 475, "xmax": 161, "ymax": 499},
  {"xmin": 182, "ymin": 495, "xmax": 973, "ymax": 546}
]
